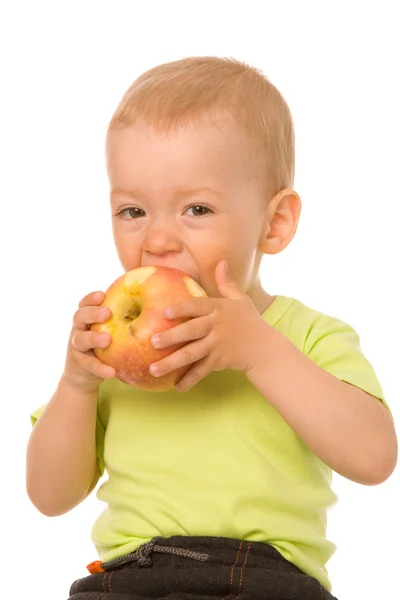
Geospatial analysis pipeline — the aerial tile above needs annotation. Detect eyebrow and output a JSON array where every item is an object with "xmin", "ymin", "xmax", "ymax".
[{"xmin": 110, "ymin": 186, "xmax": 224, "ymax": 200}]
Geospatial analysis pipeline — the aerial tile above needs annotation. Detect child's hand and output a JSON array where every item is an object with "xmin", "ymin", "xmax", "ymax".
[
  {"xmin": 63, "ymin": 291, "xmax": 116, "ymax": 393},
  {"xmin": 149, "ymin": 261, "xmax": 270, "ymax": 392}
]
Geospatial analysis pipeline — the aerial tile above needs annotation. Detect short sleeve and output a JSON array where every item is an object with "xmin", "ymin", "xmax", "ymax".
[
  {"xmin": 30, "ymin": 402, "xmax": 106, "ymax": 477},
  {"xmin": 304, "ymin": 315, "xmax": 392, "ymax": 416}
]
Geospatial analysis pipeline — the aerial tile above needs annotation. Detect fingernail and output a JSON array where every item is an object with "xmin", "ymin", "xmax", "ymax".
[
  {"xmin": 149, "ymin": 364, "xmax": 160, "ymax": 376},
  {"xmin": 100, "ymin": 307, "xmax": 109, "ymax": 317},
  {"xmin": 164, "ymin": 308, "xmax": 173, "ymax": 318},
  {"xmin": 93, "ymin": 292, "xmax": 103, "ymax": 301},
  {"xmin": 151, "ymin": 335, "xmax": 160, "ymax": 348}
]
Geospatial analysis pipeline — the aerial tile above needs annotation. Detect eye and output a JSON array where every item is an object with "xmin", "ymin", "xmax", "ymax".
[
  {"xmin": 118, "ymin": 207, "xmax": 146, "ymax": 219},
  {"xmin": 184, "ymin": 205, "xmax": 212, "ymax": 217}
]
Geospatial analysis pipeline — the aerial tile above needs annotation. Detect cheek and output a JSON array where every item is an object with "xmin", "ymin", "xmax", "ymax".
[
  {"xmin": 113, "ymin": 231, "xmax": 141, "ymax": 271},
  {"xmin": 120, "ymin": 253, "xmax": 142, "ymax": 272},
  {"xmin": 221, "ymin": 229, "xmax": 260, "ymax": 289},
  {"xmin": 191, "ymin": 237, "xmax": 231, "ymax": 295}
]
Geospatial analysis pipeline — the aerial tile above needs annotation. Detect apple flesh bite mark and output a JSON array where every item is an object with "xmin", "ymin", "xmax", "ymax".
[{"xmin": 91, "ymin": 266, "xmax": 207, "ymax": 391}]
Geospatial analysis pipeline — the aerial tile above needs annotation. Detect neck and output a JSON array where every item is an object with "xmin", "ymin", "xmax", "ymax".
[{"xmin": 247, "ymin": 276, "xmax": 275, "ymax": 315}]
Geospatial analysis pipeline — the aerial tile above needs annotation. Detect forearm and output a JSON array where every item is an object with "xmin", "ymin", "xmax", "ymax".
[
  {"xmin": 26, "ymin": 376, "xmax": 99, "ymax": 516},
  {"xmin": 247, "ymin": 324, "xmax": 398, "ymax": 485}
]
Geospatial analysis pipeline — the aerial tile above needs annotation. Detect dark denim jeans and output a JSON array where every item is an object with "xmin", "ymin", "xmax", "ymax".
[{"xmin": 69, "ymin": 536, "xmax": 338, "ymax": 599}]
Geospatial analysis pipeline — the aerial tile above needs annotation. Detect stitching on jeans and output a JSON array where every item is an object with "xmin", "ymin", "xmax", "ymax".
[
  {"xmin": 221, "ymin": 540, "xmax": 243, "ymax": 600},
  {"xmin": 94, "ymin": 572, "xmax": 108, "ymax": 600},
  {"xmin": 95, "ymin": 571, "xmax": 113, "ymax": 598},
  {"xmin": 107, "ymin": 571, "xmax": 113, "ymax": 593},
  {"xmin": 233, "ymin": 542, "xmax": 251, "ymax": 600}
]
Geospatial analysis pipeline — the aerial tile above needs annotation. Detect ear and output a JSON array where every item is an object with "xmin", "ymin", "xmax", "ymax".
[{"xmin": 259, "ymin": 189, "xmax": 301, "ymax": 255}]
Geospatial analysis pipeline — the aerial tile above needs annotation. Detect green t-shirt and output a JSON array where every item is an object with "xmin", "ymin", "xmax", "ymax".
[{"xmin": 30, "ymin": 295, "xmax": 389, "ymax": 592}]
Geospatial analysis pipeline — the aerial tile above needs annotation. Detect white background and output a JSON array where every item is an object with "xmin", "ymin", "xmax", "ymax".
[{"xmin": 1, "ymin": 1, "xmax": 399, "ymax": 598}]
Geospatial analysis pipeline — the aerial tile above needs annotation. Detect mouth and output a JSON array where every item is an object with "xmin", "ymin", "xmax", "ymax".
[{"xmin": 141, "ymin": 262, "xmax": 200, "ymax": 284}]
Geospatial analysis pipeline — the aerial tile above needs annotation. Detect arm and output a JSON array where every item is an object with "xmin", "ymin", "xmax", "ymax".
[
  {"xmin": 246, "ymin": 322, "xmax": 398, "ymax": 485},
  {"xmin": 26, "ymin": 376, "xmax": 100, "ymax": 516},
  {"xmin": 26, "ymin": 289, "xmax": 115, "ymax": 517}
]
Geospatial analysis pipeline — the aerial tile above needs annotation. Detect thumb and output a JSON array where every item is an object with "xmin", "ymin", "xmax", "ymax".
[{"xmin": 215, "ymin": 261, "xmax": 244, "ymax": 299}]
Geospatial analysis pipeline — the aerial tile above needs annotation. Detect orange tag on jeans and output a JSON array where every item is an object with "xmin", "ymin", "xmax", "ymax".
[{"xmin": 86, "ymin": 560, "xmax": 105, "ymax": 574}]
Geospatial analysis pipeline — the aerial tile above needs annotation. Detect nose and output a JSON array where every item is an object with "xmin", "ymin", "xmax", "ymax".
[{"xmin": 142, "ymin": 219, "xmax": 182, "ymax": 256}]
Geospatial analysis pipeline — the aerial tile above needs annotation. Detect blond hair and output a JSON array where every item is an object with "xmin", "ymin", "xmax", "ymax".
[{"xmin": 108, "ymin": 56, "xmax": 295, "ymax": 196}]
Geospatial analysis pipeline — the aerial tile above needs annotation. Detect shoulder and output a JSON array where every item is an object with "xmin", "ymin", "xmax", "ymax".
[
  {"xmin": 275, "ymin": 296, "xmax": 385, "ymax": 402},
  {"xmin": 265, "ymin": 295, "xmax": 357, "ymax": 353},
  {"xmin": 290, "ymin": 298, "xmax": 358, "ymax": 353}
]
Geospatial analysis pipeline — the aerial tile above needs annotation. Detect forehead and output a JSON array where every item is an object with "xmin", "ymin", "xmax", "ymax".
[{"xmin": 106, "ymin": 120, "xmax": 257, "ymax": 191}]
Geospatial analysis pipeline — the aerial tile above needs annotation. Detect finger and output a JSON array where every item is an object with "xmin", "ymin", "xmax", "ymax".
[
  {"xmin": 151, "ymin": 316, "xmax": 209, "ymax": 350},
  {"xmin": 73, "ymin": 305, "xmax": 111, "ymax": 330},
  {"xmin": 215, "ymin": 260, "xmax": 244, "ymax": 300},
  {"xmin": 81, "ymin": 353, "xmax": 116, "ymax": 379},
  {"xmin": 149, "ymin": 339, "xmax": 209, "ymax": 378},
  {"xmin": 174, "ymin": 357, "xmax": 213, "ymax": 392},
  {"xmin": 164, "ymin": 296, "xmax": 213, "ymax": 320},
  {"xmin": 78, "ymin": 291, "xmax": 105, "ymax": 309},
  {"xmin": 71, "ymin": 330, "xmax": 111, "ymax": 353}
]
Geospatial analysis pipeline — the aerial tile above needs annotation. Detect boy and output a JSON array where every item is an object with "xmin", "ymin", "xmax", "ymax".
[{"xmin": 27, "ymin": 57, "xmax": 397, "ymax": 599}]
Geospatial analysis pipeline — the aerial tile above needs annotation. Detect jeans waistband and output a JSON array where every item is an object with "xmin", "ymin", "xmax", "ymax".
[
  {"xmin": 101, "ymin": 536, "xmax": 209, "ymax": 571},
  {"xmin": 87, "ymin": 536, "xmax": 287, "ymax": 575}
]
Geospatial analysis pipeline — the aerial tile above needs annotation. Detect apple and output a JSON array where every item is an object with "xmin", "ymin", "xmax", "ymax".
[{"xmin": 91, "ymin": 266, "xmax": 207, "ymax": 391}]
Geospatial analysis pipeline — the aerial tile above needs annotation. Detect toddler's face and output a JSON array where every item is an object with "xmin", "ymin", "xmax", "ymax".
[{"xmin": 106, "ymin": 119, "xmax": 269, "ymax": 300}]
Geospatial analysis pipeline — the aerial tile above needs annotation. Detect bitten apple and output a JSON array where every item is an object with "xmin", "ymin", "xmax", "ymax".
[{"xmin": 91, "ymin": 266, "xmax": 207, "ymax": 391}]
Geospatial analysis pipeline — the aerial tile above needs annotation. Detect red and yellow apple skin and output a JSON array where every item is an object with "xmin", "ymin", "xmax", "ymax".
[{"xmin": 91, "ymin": 266, "xmax": 207, "ymax": 391}]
